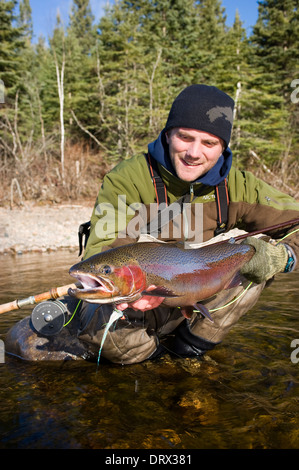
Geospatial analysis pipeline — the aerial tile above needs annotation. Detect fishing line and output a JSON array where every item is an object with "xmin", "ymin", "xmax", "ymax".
[
  {"xmin": 277, "ymin": 228, "xmax": 299, "ymax": 243},
  {"xmin": 96, "ymin": 307, "xmax": 124, "ymax": 370},
  {"xmin": 63, "ymin": 300, "xmax": 82, "ymax": 327},
  {"xmin": 209, "ymin": 282, "xmax": 253, "ymax": 313},
  {"xmin": 190, "ymin": 282, "xmax": 253, "ymax": 316}
]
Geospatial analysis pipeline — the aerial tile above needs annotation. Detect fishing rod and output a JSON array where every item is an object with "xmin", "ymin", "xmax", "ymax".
[
  {"xmin": 0, "ymin": 283, "xmax": 77, "ymax": 315},
  {"xmin": 212, "ymin": 216, "xmax": 299, "ymax": 245},
  {"xmin": 0, "ymin": 217, "xmax": 298, "ymax": 316}
]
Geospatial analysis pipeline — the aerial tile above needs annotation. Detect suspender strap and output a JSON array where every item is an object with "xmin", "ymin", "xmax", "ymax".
[
  {"xmin": 214, "ymin": 178, "xmax": 229, "ymax": 236},
  {"xmin": 146, "ymin": 153, "xmax": 168, "ymax": 206}
]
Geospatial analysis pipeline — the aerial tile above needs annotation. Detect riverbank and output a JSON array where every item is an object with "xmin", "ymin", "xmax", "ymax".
[{"xmin": 0, "ymin": 202, "xmax": 93, "ymax": 255}]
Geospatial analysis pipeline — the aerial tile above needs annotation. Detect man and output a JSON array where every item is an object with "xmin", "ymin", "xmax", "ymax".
[
  {"xmin": 75, "ymin": 84, "xmax": 298, "ymax": 364},
  {"xmin": 6, "ymin": 84, "xmax": 299, "ymax": 363}
]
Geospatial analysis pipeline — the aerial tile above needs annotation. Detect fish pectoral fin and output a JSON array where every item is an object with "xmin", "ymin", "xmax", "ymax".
[
  {"xmin": 181, "ymin": 307, "xmax": 194, "ymax": 319},
  {"xmin": 193, "ymin": 303, "xmax": 214, "ymax": 323},
  {"xmin": 141, "ymin": 287, "xmax": 179, "ymax": 298}
]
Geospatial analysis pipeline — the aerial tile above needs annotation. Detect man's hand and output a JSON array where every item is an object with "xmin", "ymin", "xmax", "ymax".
[
  {"xmin": 240, "ymin": 237, "xmax": 289, "ymax": 284},
  {"xmin": 117, "ymin": 285, "xmax": 165, "ymax": 312}
]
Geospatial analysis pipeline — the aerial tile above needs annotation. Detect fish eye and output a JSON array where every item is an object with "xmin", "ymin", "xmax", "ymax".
[{"xmin": 101, "ymin": 265, "xmax": 112, "ymax": 275}]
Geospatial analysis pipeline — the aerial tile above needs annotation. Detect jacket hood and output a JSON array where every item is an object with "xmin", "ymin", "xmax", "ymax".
[{"xmin": 148, "ymin": 130, "xmax": 233, "ymax": 186}]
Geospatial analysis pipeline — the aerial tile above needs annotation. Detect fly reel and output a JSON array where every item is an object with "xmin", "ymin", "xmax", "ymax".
[{"xmin": 31, "ymin": 300, "xmax": 68, "ymax": 336}]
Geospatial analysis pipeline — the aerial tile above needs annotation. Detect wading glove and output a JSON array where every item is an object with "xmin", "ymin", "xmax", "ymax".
[{"xmin": 240, "ymin": 237, "xmax": 289, "ymax": 284}]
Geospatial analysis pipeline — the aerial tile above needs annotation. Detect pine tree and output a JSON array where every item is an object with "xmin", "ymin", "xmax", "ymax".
[
  {"xmin": 15, "ymin": 0, "xmax": 41, "ymax": 149},
  {"xmin": 193, "ymin": 0, "xmax": 227, "ymax": 84},
  {"xmin": 66, "ymin": 0, "xmax": 99, "ymax": 140},
  {"xmin": 18, "ymin": 0, "xmax": 33, "ymax": 43},
  {"xmin": 0, "ymin": 0, "xmax": 31, "ymax": 170},
  {"xmin": 139, "ymin": 0, "xmax": 200, "ymax": 87},
  {"xmin": 96, "ymin": 0, "xmax": 210, "ymax": 158},
  {"xmin": 68, "ymin": 0, "xmax": 95, "ymax": 53},
  {"xmin": 96, "ymin": 0, "xmax": 153, "ymax": 158},
  {"xmin": 138, "ymin": 0, "xmax": 203, "ymax": 132},
  {"xmin": 0, "ymin": 0, "xmax": 26, "ymax": 101},
  {"xmin": 247, "ymin": 0, "xmax": 299, "ymax": 167},
  {"xmin": 216, "ymin": 11, "xmax": 252, "ymax": 167},
  {"xmin": 251, "ymin": 0, "xmax": 299, "ymax": 97}
]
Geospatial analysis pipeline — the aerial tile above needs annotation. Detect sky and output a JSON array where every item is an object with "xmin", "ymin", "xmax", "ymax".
[{"xmin": 28, "ymin": 0, "xmax": 259, "ymax": 42}]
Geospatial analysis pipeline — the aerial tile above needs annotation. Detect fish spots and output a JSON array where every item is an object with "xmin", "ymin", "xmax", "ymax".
[{"xmin": 69, "ymin": 241, "xmax": 255, "ymax": 308}]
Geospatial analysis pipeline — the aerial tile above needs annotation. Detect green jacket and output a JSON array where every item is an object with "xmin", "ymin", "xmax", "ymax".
[{"xmin": 84, "ymin": 153, "xmax": 299, "ymax": 270}]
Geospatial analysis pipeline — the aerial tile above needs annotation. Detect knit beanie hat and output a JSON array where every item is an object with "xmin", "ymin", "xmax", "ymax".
[{"xmin": 165, "ymin": 84, "xmax": 235, "ymax": 148}]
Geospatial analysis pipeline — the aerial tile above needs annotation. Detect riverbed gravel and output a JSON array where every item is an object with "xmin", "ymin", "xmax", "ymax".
[{"xmin": 0, "ymin": 202, "xmax": 93, "ymax": 255}]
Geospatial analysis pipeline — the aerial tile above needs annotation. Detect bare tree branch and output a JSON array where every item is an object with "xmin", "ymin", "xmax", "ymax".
[{"xmin": 71, "ymin": 109, "xmax": 109, "ymax": 152}]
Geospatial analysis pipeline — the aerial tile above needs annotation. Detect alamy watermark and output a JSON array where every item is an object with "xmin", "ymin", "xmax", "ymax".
[
  {"xmin": 0, "ymin": 339, "xmax": 4, "ymax": 364},
  {"xmin": 0, "ymin": 79, "xmax": 4, "ymax": 104},
  {"xmin": 291, "ymin": 79, "xmax": 299, "ymax": 104},
  {"xmin": 291, "ymin": 339, "xmax": 299, "ymax": 364},
  {"xmin": 94, "ymin": 196, "xmax": 204, "ymax": 247}
]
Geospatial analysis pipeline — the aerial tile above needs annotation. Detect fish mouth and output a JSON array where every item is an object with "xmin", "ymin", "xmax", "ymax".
[{"xmin": 68, "ymin": 272, "xmax": 117, "ymax": 299}]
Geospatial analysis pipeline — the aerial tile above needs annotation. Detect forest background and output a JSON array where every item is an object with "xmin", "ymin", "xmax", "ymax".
[{"xmin": 0, "ymin": 0, "xmax": 298, "ymax": 207}]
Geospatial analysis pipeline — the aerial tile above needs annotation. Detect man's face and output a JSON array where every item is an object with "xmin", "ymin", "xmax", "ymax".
[{"xmin": 166, "ymin": 127, "xmax": 224, "ymax": 182}]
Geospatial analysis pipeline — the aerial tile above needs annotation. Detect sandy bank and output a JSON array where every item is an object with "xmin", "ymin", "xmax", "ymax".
[{"xmin": 0, "ymin": 203, "xmax": 93, "ymax": 255}]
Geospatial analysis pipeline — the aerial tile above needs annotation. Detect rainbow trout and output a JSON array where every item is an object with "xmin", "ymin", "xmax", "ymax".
[{"xmin": 68, "ymin": 241, "xmax": 255, "ymax": 321}]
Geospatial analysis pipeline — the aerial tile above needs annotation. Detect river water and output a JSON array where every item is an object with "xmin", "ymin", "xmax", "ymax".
[{"xmin": 0, "ymin": 251, "xmax": 298, "ymax": 449}]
